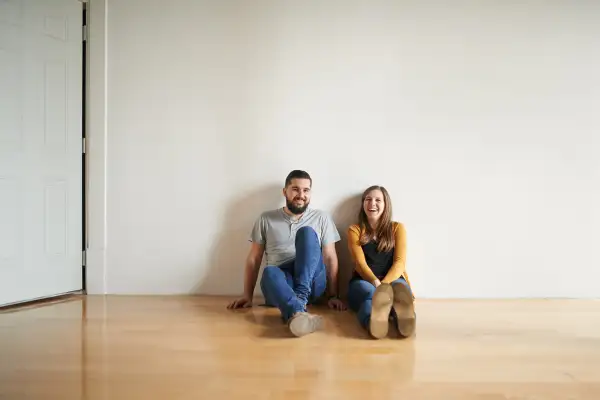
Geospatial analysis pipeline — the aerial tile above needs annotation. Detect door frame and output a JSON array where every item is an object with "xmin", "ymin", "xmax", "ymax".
[{"xmin": 84, "ymin": 0, "xmax": 107, "ymax": 294}]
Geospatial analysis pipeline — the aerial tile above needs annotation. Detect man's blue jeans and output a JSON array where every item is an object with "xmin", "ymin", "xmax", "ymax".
[
  {"xmin": 347, "ymin": 277, "xmax": 412, "ymax": 329},
  {"xmin": 260, "ymin": 227, "xmax": 326, "ymax": 322}
]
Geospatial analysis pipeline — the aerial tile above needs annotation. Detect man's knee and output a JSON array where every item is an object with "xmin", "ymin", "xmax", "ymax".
[{"xmin": 295, "ymin": 226, "xmax": 318, "ymax": 245}]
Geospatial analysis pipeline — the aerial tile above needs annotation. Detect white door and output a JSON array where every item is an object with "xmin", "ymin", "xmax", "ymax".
[{"xmin": 0, "ymin": 0, "xmax": 83, "ymax": 306}]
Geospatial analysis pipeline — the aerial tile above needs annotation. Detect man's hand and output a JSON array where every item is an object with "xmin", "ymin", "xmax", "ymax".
[
  {"xmin": 373, "ymin": 279, "xmax": 381, "ymax": 288},
  {"xmin": 227, "ymin": 297, "xmax": 253, "ymax": 309},
  {"xmin": 327, "ymin": 297, "xmax": 347, "ymax": 311}
]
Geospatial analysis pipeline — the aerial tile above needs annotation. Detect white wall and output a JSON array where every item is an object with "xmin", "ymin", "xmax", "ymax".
[{"xmin": 101, "ymin": 0, "xmax": 600, "ymax": 298}]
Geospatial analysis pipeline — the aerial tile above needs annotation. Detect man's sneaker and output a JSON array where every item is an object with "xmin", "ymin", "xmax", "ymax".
[
  {"xmin": 288, "ymin": 312, "xmax": 324, "ymax": 337},
  {"xmin": 392, "ymin": 281, "xmax": 416, "ymax": 337},
  {"xmin": 369, "ymin": 283, "xmax": 394, "ymax": 339}
]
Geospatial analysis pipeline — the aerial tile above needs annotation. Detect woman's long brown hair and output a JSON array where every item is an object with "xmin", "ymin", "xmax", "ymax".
[{"xmin": 358, "ymin": 185, "xmax": 395, "ymax": 252}]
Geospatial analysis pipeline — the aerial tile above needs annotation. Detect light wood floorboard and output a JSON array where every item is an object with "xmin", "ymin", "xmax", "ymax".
[{"xmin": 1, "ymin": 296, "xmax": 600, "ymax": 399}]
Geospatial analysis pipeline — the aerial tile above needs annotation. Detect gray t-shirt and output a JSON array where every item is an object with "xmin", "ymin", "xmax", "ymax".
[{"xmin": 249, "ymin": 207, "xmax": 341, "ymax": 267}]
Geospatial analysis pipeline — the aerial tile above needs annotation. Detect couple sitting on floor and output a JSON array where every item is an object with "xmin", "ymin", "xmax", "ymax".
[{"xmin": 227, "ymin": 169, "xmax": 416, "ymax": 339}]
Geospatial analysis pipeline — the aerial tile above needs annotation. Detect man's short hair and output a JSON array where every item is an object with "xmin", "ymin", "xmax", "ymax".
[{"xmin": 285, "ymin": 170, "xmax": 312, "ymax": 187}]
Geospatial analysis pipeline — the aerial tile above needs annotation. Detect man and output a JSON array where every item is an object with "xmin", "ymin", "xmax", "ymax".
[{"xmin": 227, "ymin": 170, "xmax": 346, "ymax": 336}]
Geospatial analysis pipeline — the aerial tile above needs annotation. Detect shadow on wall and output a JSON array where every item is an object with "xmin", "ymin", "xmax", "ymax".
[
  {"xmin": 331, "ymin": 193, "xmax": 362, "ymax": 300},
  {"xmin": 193, "ymin": 184, "xmax": 282, "ymax": 296}
]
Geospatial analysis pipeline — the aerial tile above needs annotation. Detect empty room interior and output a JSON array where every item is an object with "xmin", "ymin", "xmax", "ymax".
[{"xmin": 1, "ymin": 0, "xmax": 599, "ymax": 399}]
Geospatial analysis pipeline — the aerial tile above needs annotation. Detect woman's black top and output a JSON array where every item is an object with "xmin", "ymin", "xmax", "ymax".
[{"xmin": 351, "ymin": 240, "xmax": 394, "ymax": 281}]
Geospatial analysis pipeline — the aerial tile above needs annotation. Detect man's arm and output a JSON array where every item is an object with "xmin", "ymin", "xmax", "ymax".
[
  {"xmin": 227, "ymin": 243, "xmax": 264, "ymax": 309},
  {"xmin": 322, "ymin": 243, "xmax": 346, "ymax": 310},
  {"xmin": 320, "ymin": 212, "xmax": 342, "ymax": 297},
  {"xmin": 242, "ymin": 242, "xmax": 265, "ymax": 299},
  {"xmin": 322, "ymin": 243, "xmax": 339, "ymax": 297}
]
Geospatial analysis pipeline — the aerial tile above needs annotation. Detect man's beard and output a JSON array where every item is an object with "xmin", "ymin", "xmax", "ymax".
[{"xmin": 286, "ymin": 198, "xmax": 309, "ymax": 215}]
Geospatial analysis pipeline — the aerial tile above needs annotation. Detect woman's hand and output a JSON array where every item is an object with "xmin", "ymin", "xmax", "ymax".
[{"xmin": 373, "ymin": 279, "xmax": 381, "ymax": 288}]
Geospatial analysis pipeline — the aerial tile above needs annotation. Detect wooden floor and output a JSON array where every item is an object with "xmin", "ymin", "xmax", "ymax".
[{"xmin": 1, "ymin": 296, "xmax": 600, "ymax": 399}]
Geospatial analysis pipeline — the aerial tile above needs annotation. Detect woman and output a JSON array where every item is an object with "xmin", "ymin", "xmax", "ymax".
[{"xmin": 347, "ymin": 185, "xmax": 416, "ymax": 339}]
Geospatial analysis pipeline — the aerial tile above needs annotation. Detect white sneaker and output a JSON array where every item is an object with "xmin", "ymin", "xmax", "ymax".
[{"xmin": 288, "ymin": 312, "xmax": 323, "ymax": 337}]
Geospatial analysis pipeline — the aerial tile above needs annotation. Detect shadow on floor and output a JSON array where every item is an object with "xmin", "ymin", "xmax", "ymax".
[
  {"xmin": 243, "ymin": 311, "xmax": 296, "ymax": 338},
  {"xmin": 237, "ymin": 304, "xmax": 372, "ymax": 339}
]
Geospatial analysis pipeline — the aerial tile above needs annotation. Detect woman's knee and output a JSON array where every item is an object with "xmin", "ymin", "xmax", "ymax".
[
  {"xmin": 350, "ymin": 279, "xmax": 376, "ymax": 296},
  {"xmin": 348, "ymin": 279, "xmax": 375, "ymax": 309},
  {"xmin": 392, "ymin": 278, "xmax": 413, "ymax": 296}
]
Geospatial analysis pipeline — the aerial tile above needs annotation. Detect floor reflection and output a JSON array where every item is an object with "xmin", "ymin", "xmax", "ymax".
[{"xmin": 1, "ymin": 296, "xmax": 600, "ymax": 399}]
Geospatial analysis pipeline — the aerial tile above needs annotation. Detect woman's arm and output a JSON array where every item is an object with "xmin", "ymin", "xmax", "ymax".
[
  {"xmin": 347, "ymin": 225, "xmax": 379, "ymax": 284},
  {"xmin": 382, "ymin": 223, "xmax": 407, "ymax": 284}
]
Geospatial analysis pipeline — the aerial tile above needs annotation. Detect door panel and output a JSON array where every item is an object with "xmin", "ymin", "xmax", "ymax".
[{"xmin": 0, "ymin": 0, "xmax": 82, "ymax": 306}]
